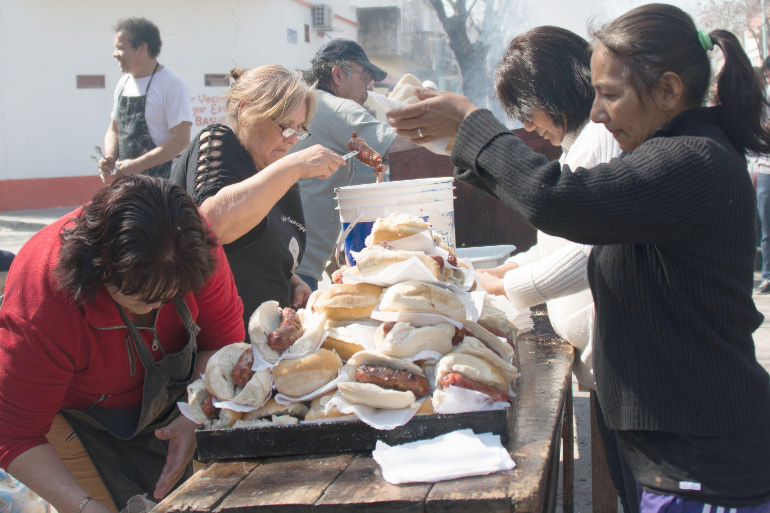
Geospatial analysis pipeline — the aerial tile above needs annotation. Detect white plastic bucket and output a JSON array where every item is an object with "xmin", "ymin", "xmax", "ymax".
[{"xmin": 336, "ymin": 177, "xmax": 455, "ymax": 265}]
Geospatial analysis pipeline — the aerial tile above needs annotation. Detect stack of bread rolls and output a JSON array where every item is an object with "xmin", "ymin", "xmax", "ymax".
[{"xmin": 186, "ymin": 213, "xmax": 519, "ymax": 428}]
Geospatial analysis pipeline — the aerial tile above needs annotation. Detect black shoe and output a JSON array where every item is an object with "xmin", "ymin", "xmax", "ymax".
[{"xmin": 759, "ymin": 280, "xmax": 770, "ymax": 293}]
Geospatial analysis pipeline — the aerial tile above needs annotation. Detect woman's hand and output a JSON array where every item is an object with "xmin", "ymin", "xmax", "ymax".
[
  {"xmin": 386, "ymin": 88, "xmax": 479, "ymax": 144},
  {"xmin": 480, "ymin": 261, "xmax": 519, "ymax": 279},
  {"xmin": 283, "ymin": 145, "xmax": 345, "ymax": 181},
  {"xmin": 477, "ymin": 271, "xmax": 507, "ymax": 297},
  {"xmin": 290, "ymin": 274, "xmax": 312, "ymax": 310},
  {"xmin": 153, "ymin": 415, "xmax": 198, "ymax": 499}
]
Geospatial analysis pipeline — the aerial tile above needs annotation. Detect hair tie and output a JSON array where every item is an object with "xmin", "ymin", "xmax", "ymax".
[{"xmin": 698, "ymin": 29, "xmax": 714, "ymax": 52}]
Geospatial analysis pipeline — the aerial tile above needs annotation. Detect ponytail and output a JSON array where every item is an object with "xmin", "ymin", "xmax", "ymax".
[
  {"xmin": 710, "ymin": 29, "xmax": 770, "ymax": 155},
  {"xmin": 592, "ymin": 3, "xmax": 770, "ymax": 156}
]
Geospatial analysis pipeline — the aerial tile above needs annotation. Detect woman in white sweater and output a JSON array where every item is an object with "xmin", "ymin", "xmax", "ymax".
[
  {"xmin": 484, "ymin": 120, "xmax": 618, "ymax": 387},
  {"xmin": 477, "ymin": 26, "xmax": 632, "ymax": 512}
]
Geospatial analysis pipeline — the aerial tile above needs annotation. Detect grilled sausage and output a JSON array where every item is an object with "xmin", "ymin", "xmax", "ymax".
[
  {"xmin": 232, "ymin": 346, "xmax": 255, "ymax": 387},
  {"xmin": 355, "ymin": 365, "xmax": 430, "ymax": 397},
  {"xmin": 266, "ymin": 308, "xmax": 304, "ymax": 352},
  {"xmin": 441, "ymin": 372, "xmax": 509, "ymax": 402},
  {"xmin": 348, "ymin": 132, "xmax": 384, "ymax": 173},
  {"xmin": 201, "ymin": 395, "xmax": 220, "ymax": 420}
]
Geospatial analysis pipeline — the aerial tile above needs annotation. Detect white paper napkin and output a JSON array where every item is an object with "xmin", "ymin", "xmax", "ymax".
[
  {"xmin": 369, "ymin": 92, "xmax": 454, "ymax": 156},
  {"xmin": 372, "ymin": 428, "xmax": 515, "ymax": 484},
  {"xmin": 432, "ymin": 386, "xmax": 510, "ymax": 414},
  {"xmin": 274, "ymin": 375, "xmax": 344, "ymax": 404},
  {"xmin": 344, "ymin": 254, "xmax": 441, "ymax": 286},
  {"xmin": 327, "ymin": 390, "xmax": 421, "ymax": 430}
]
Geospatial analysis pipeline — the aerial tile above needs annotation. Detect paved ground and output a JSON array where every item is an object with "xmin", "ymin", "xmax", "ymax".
[{"xmin": 2, "ymin": 207, "xmax": 770, "ymax": 513}]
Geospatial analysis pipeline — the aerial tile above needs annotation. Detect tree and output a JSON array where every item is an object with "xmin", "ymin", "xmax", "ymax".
[
  {"xmin": 694, "ymin": 0, "xmax": 765, "ymax": 59},
  {"xmin": 426, "ymin": 0, "xmax": 528, "ymax": 108}
]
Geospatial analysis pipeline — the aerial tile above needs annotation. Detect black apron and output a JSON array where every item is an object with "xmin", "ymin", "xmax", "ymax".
[
  {"xmin": 60, "ymin": 298, "xmax": 200, "ymax": 509},
  {"xmin": 116, "ymin": 63, "xmax": 171, "ymax": 178}
]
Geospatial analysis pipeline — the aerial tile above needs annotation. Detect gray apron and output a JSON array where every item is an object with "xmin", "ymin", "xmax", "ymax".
[
  {"xmin": 60, "ymin": 298, "xmax": 200, "ymax": 509},
  {"xmin": 116, "ymin": 62, "xmax": 171, "ymax": 178}
]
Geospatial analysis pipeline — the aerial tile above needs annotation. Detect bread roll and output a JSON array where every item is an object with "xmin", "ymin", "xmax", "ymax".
[
  {"xmin": 379, "ymin": 280, "xmax": 466, "ymax": 324},
  {"xmin": 454, "ymin": 335, "xmax": 519, "ymax": 384},
  {"xmin": 313, "ymin": 283, "xmax": 383, "ymax": 321},
  {"xmin": 204, "ymin": 343, "xmax": 251, "ymax": 401},
  {"xmin": 355, "ymin": 245, "xmax": 440, "ymax": 278},
  {"xmin": 239, "ymin": 398, "xmax": 309, "ymax": 421},
  {"xmin": 374, "ymin": 321, "xmax": 454, "ymax": 358},
  {"xmin": 462, "ymin": 320, "xmax": 516, "ymax": 364},
  {"xmin": 434, "ymin": 352, "xmax": 509, "ymax": 393},
  {"xmin": 365, "ymin": 214, "xmax": 431, "ymax": 246},
  {"xmin": 337, "ymin": 382, "xmax": 416, "ymax": 410},
  {"xmin": 248, "ymin": 300, "xmax": 326, "ymax": 364},
  {"xmin": 388, "ymin": 73, "xmax": 423, "ymax": 104},
  {"xmin": 273, "ymin": 349, "xmax": 343, "ymax": 398},
  {"xmin": 305, "ymin": 392, "xmax": 352, "ymax": 421},
  {"xmin": 415, "ymin": 397, "xmax": 435, "ymax": 416},
  {"xmin": 478, "ymin": 297, "xmax": 517, "ymax": 341},
  {"xmin": 231, "ymin": 369, "xmax": 272, "ymax": 407},
  {"xmin": 322, "ymin": 324, "xmax": 365, "ymax": 360},
  {"xmin": 337, "ymin": 351, "xmax": 427, "ymax": 409},
  {"xmin": 204, "ymin": 343, "xmax": 272, "ymax": 407},
  {"xmin": 187, "ymin": 378, "xmax": 242, "ymax": 429}
]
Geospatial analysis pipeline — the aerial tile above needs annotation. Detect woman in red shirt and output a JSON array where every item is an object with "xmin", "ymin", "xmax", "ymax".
[{"xmin": 0, "ymin": 175, "xmax": 245, "ymax": 512}]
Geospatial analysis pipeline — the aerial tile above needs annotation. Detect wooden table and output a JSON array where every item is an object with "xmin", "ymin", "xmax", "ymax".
[{"xmin": 155, "ymin": 320, "xmax": 574, "ymax": 513}]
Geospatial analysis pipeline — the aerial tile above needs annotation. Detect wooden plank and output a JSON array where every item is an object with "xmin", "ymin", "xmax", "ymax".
[
  {"xmin": 214, "ymin": 453, "xmax": 354, "ymax": 512},
  {"xmin": 562, "ymin": 386, "xmax": 575, "ymax": 513},
  {"xmin": 425, "ymin": 403, "xmax": 517, "ymax": 512},
  {"xmin": 315, "ymin": 453, "xmax": 432, "ymax": 512},
  {"xmin": 507, "ymin": 333, "xmax": 573, "ymax": 513},
  {"xmin": 507, "ymin": 441, "xmax": 551, "ymax": 512},
  {"xmin": 427, "ymin": 470, "xmax": 514, "ymax": 513},
  {"xmin": 426, "ymin": 335, "xmax": 573, "ymax": 513},
  {"xmin": 153, "ymin": 461, "xmax": 259, "ymax": 513}
]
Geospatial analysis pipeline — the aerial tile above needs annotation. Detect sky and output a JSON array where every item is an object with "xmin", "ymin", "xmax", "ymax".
[{"xmin": 519, "ymin": 0, "xmax": 702, "ymax": 39}]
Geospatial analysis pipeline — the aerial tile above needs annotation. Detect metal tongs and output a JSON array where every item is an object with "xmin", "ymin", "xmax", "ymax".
[
  {"xmin": 341, "ymin": 150, "xmax": 359, "ymax": 161},
  {"xmin": 92, "ymin": 145, "xmax": 120, "ymax": 173}
]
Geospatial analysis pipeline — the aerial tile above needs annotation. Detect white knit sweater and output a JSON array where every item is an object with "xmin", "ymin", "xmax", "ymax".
[{"xmin": 503, "ymin": 121, "xmax": 620, "ymax": 388}]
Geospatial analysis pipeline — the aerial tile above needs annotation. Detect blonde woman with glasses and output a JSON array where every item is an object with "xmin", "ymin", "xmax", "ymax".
[{"xmin": 171, "ymin": 64, "xmax": 344, "ymax": 330}]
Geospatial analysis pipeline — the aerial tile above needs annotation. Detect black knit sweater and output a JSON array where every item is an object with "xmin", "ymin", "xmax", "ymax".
[{"xmin": 453, "ymin": 107, "xmax": 770, "ymax": 436}]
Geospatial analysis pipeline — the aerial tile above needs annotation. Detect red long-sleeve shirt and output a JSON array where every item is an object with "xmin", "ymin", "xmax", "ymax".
[{"xmin": 0, "ymin": 208, "xmax": 245, "ymax": 469}]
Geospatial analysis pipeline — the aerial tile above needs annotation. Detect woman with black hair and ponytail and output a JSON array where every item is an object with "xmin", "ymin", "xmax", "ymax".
[{"xmin": 388, "ymin": 4, "xmax": 770, "ymax": 511}]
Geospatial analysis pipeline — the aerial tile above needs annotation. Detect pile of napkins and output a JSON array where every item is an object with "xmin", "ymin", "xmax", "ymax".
[{"xmin": 372, "ymin": 429, "xmax": 515, "ymax": 484}]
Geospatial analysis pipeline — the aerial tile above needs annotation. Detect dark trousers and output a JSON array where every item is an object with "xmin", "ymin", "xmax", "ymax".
[
  {"xmin": 296, "ymin": 273, "xmax": 319, "ymax": 292},
  {"xmin": 593, "ymin": 392, "xmax": 640, "ymax": 513}
]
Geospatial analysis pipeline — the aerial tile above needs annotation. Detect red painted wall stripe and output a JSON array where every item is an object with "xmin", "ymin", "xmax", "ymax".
[{"xmin": 0, "ymin": 176, "xmax": 104, "ymax": 212}]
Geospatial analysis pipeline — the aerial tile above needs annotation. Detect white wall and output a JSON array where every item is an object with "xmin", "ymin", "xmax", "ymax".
[{"xmin": 0, "ymin": 0, "xmax": 358, "ymax": 181}]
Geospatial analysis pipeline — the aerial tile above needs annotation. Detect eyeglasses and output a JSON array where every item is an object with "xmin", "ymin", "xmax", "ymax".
[
  {"xmin": 348, "ymin": 65, "xmax": 374, "ymax": 84},
  {"xmin": 279, "ymin": 125, "xmax": 311, "ymax": 141}
]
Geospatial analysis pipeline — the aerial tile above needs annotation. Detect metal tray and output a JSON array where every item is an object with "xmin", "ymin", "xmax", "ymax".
[{"xmin": 195, "ymin": 407, "xmax": 510, "ymax": 462}]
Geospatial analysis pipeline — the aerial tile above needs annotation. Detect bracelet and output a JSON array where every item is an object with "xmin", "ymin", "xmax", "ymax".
[{"xmin": 77, "ymin": 496, "xmax": 93, "ymax": 513}]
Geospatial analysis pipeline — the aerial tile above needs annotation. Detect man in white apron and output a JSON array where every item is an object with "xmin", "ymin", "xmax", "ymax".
[{"xmin": 97, "ymin": 18, "xmax": 192, "ymax": 182}]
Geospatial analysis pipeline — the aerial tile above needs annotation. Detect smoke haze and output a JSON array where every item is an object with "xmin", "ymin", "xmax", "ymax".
[{"xmin": 520, "ymin": 0, "xmax": 702, "ymax": 38}]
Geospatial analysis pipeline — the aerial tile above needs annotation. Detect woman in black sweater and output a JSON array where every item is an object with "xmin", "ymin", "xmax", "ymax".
[{"xmin": 388, "ymin": 3, "xmax": 770, "ymax": 511}]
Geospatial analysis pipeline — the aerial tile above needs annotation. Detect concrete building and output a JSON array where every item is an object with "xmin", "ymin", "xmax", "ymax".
[{"xmin": 0, "ymin": 0, "xmax": 360, "ymax": 211}]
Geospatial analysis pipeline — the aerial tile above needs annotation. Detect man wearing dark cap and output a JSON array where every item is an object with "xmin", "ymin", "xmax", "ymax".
[{"xmin": 291, "ymin": 39, "xmax": 414, "ymax": 290}]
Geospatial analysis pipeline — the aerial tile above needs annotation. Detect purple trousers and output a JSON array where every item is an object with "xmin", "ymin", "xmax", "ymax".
[{"xmin": 641, "ymin": 491, "xmax": 770, "ymax": 513}]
